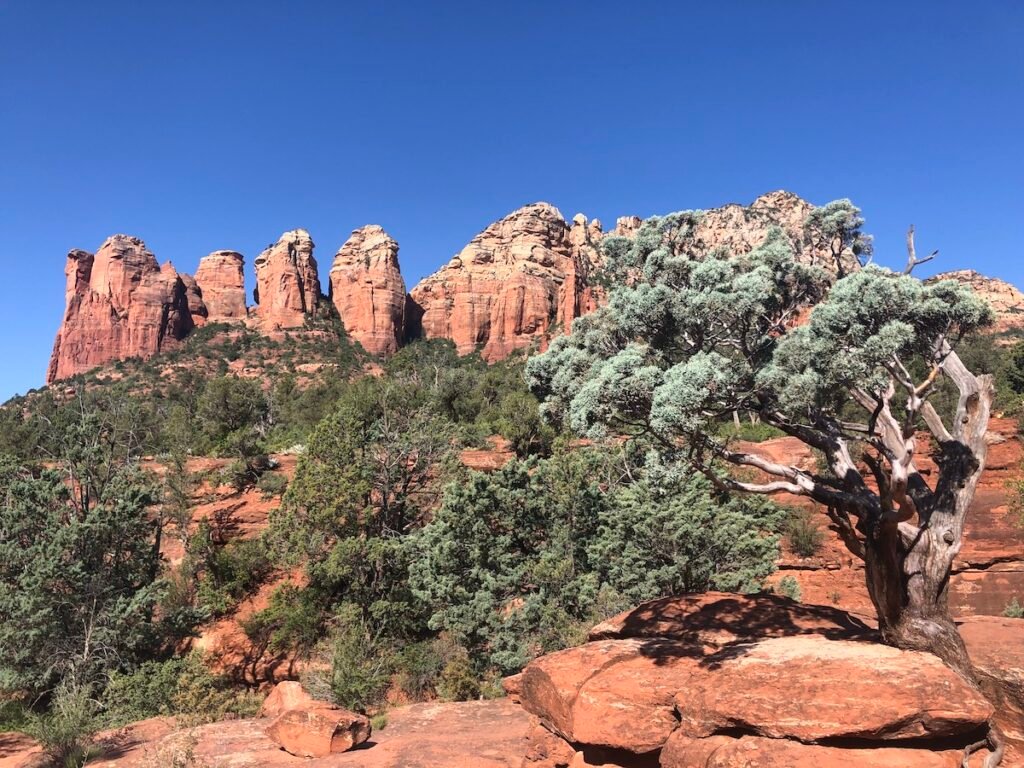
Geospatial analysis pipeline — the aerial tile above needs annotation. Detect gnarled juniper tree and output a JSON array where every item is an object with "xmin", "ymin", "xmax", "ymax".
[{"xmin": 526, "ymin": 202, "xmax": 994, "ymax": 679}]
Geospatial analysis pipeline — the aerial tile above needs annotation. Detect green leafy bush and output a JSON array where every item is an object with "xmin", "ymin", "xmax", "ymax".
[
  {"xmin": 1004, "ymin": 597, "xmax": 1024, "ymax": 619},
  {"xmin": 101, "ymin": 654, "xmax": 260, "ymax": 728},
  {"xmin": 785, "ymin": 508, "xmax": 825, "ymax": 557},
  {"xmin": 24, "ymin": 683, "xmax": 99, "ymax": 768},
  {"xmin": 413, "ymin": 449, "xmax": 783, "ymax": 676},
  {"xmin": 190, "ymin": 532, "xmax": 273, "ymax": 618},
  {"xmin": 777, "ymin": 575, "xmax": 802, "ymax": 602},
  {"xmin": 257, "ymin": 471, "xmax": 289, "ymax": 499}
]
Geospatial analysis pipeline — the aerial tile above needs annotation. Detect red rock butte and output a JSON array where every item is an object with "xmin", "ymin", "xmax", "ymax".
[{"xmin": 45, "ymin": 192, "xmax": 1024, "ymax": 384}]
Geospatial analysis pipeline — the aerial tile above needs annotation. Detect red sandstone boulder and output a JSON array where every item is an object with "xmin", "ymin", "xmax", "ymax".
[
  {"xmin": 47, "ymin": 235, "xmax": 199, "ymax": 383},
  {"xmin": 661, "ymin": 732, "xmax": 973, "ymax": 768},
  {"xmin": 259, "ymin": 680, "xmax": 318, "ymax": 718},
  {"xmin": 960, "ymin": 615, "xmax": 1024, "ymax": 763},
  {"xmin": 195, "ymin": 250, "xmax": 247, "ymax": 321},
  {"xmin": 254, "ymin": 229, "xmax": 320, "ymax": 328},
  {"xmin": 521, "ymin": 722, "xmax": 577, "ymax": 768},
  {"xmin": 673, "ymin": 635, "xmax": 992, "ymax": 742},
  {"xmin": 83, "ymin": 700, "xmax": 529, "ymax": 767},
  {"xmin": 265, "ymin": 705, "xmax": 370, "ymax": 758},
  {"xmin": 521, "ymin": 632, "xmax": 991, "ymax": 756},
  {"xmin": 329, "ymin": 225, "xmax": 406, "ymax": 356}
]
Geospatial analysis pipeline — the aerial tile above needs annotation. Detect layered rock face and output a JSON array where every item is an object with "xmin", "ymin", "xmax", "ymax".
[
  {"xmin": 406, "ymin": 192, "xmax": 858, "ymax": 362},
  {"xmin": 194, "ymin": 250, "xmax": 247, "ymax": 322},
  {"xmin": 253, "ymin": 229, "xmax": 320, "ymax": 329},
  {"xmin": 690, "ymin": 189, "xmax": 860, "ymax": 277},
  {"xmin": 520, "ymin": 592, "xmax": 1000, "ymax": 767},
  {"xmin": 931, "ymin": 269, "xmax": 1024, "ymax": 336},
  {"xmin": 47, "ymin": 235, "xmax": 198, "ymax": 383},
  {"xmin": 48, "ymin": 192, "xmax": 1024, "ymax": 384},
  {"xmin": 407, "ymin": 203, "xmax": 606, "ymax": 361},
  {"xmin": 330, "ymin": 225, "xmax": 406, "ymax": 355}
]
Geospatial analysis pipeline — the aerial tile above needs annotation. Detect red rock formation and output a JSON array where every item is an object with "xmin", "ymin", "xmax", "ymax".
[
  {"xmin": 407, "ymin": 203, "xmax": 605, "ymax": 361},
  {"xmin": 329, "ymin": 225, "xmax": 406, "ymax": 356},
  {"xmin": 407, "ymin": 192, "xmax": 860, "ymax": 362},
  {"xmin": 519, "ymin": 593, "xmax": 997, "ymax": 766},
  {"xmin": 65, "ymin": 700, "xmax": 532, "ymax": 768},
  {"xmin": 253, "ymin": 229, "xmax": 320, "ymax": 329},
  {"xmin": 47, "ymin": 235, "xmax": 200, "ymax": 383},
  {"xmin": 195, "ymin": 250, "xmax": 247, "ymax": 322},
  {"xmin": 931, "ymin": 269, "xmax": 1024, "ymax": 337},
  {"xmin": 179, "ymin": 272, "xmax": 208, "ymax": 326}
]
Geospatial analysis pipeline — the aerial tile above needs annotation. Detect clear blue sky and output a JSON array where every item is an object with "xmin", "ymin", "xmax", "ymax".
[{"xmin": 1, "ymin": 2, "xmax": 1021, "ymax": 400}]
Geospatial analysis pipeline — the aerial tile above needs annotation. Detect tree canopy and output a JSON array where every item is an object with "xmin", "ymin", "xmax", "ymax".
[{"xmin": 527, "ymin": 203, "xmax": 995, "ymax": 674}]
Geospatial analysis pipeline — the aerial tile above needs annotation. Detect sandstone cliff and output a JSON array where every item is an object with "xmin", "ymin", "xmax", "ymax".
[
  {"xmin": 253, "ymin": 229, "xmax": 320, "ymax": 329},
  {"xmin": 406, "ymin": 203, "xmax": 606, "ymax": 361},
  {"xmin": 47, "ymin": 235, "xmax": 199, "ymax": 383},
  {"xmin": 48, "ymin": 192, "xmax": 1023, "ymax": 383},
  {"xmin": 931, "ymin": 269, "xmax": 1024, "ymax": 337},
  {"xmin": 195, "ymin": 250, "xmax": 247, "ymax": 322},
  {"xmin": 329, "ymin": 225, "xmax": 406, "ymax": 356},
  {"xmin": 405, "ymin": 191, "xmax": 856, "ymax": 361}
]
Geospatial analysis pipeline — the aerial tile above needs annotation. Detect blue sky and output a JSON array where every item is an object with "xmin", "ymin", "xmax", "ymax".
[{"xmin": 1, "ymin": 1, "xmax": 1021, "ymax": 400}]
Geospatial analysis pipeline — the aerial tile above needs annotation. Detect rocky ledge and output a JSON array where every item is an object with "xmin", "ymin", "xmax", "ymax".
[{"xmin": 519, "ymin": 592, "xmax": 1014, "ymax": 767}]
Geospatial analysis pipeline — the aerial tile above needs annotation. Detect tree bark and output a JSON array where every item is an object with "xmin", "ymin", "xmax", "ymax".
[
  {"xmin": 863, "ymin": 520, "xmax": 975, "ymax": 681},
  {"xmin": 862, "ymin": 369, "xmax": 995, "ymax": 684}
]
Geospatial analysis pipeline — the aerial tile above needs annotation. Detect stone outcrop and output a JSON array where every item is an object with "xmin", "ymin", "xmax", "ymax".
[
  {"xmin": 406, "ymin": 192, "xmax": 860, "ymax": 362},
  {"xmin": 47, "ymin": 235, "xmax": 200, "ymax": 383},
  {"xmin": 660, "ymin": 733, "xmax": 971, "ymax": 768},
  {"xmin": 46, "ymin": 194, "xmax": 1024, "ymax": 385},
  {"xmin": 931, "ymin": 269, "xmax": 1024, "ymax": 337},
  {"xmin": 253, "ymin": 229, "xmax": 320, "ymax": 328},
  {"xmin": 194, "ymin": 250, "xmax": 247, "ymax": 322},
  {"xmin": 407, "ymin": 203, "xmax": 600, "ymax": 361},
  {"xmin": 330, "ymin": 225, "xmax": 406, "ymax": 355},
  {"xmin": 60, "ymin": 700, "xmax": 532, "ymax": 768},
  {"xmin": 519, "ymin": 592, "xmax": 996, "ymax": 766},
  {"xmin": 959, "ymin": 615, "xmax": 1024, "ymax": 763}
]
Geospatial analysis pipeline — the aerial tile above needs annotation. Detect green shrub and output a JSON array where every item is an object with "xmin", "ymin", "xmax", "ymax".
[
  {"xmin": 24, "ymin": 683, "xmax": 99, "ymax": 768},
  {"xmin": 1004, "ymin": 597, "xmax": 1024, "ymax": 619},
  {"xmin": 718, "ymin": 420, "xmax": 785, "ymax": 443},
  {"xmin": 193, "ymin": 536, "xmax": 272, "ymax": 618},
  {"xmin": 777, "ymin": 575, "xmax": 802, "ymax": 602},
  {"xmin": 326, "ymin": 612, "xmax": 394, "ymax": 713},
  {"xmin": 436, "ymin": 643, "xmax": 480, "ymax": 702},
  {"xmin": 393, "ymin": 641, "xmax": 443, "ymax": 702},
  {"xmin": 257, "ymin": 471, "xmax": 289, "ymax": 499},
  {"xmin": 0, "ymin": 698, "xmax": 30, "ymax": 733},
  {"xmin": 101, "ymin": 654, "xmax": 259, "ymax": 728},
  {"xmin": 785, "ymin": 509, "xmax": 825, "ymax": 557}
]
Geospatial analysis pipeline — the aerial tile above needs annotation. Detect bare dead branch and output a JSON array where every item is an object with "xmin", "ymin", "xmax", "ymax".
[{"xmin": 903, "ymin": 225, "xmax": 937, "ymax": 275}]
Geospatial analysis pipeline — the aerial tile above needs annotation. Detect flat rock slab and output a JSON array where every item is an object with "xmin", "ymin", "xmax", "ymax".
[
  {"xmin": 521, "ymin": 634, "xmax": 992, "ymax": 755},
  {"xmin": 675, "ymin": 635, "xmax": 993, "ymax": 742},
  {"xmin": 661, "ymin": 732, "xmax": 982, "ymax": 768},
  {"xmin": 83, "ymin": 699, "xmax": 531, "ymax": 767}
]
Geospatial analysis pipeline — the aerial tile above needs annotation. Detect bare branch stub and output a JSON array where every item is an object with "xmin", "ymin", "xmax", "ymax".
[{"xmin": 903, "ymin": 225, "xmax": 938, "ymax": 275}]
